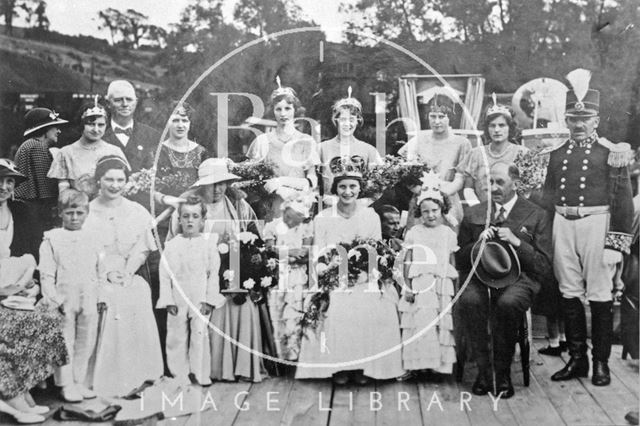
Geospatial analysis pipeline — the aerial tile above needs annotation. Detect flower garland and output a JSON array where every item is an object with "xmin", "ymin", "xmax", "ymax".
[
  {"xmin": 122, "ymin": 168, "xmax": 156, "ymax": 197},
  {"xmin": 361, "ymin": 156, "xmax": 430, "ymax": 200},
  {"xmin": 298, "ymin": 238, "xmax": 398, "ymax": 333},
  {"xmin": 514, "ymin": 149, "xmax": 550, "ymax": 196},
  {"xmin": 228, "ymin": 160, "xmax": 277, "ymax": 189},
  {"xmin": 219, "ymin": 231, "xmax": 279, "ymax": 305}
]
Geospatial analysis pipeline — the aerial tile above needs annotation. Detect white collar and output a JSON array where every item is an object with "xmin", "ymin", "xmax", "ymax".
[
  {"xmin": 111, "ymin": 120, "xmax": 133, "ymax": 130},
  {"xmin": 495, "ymin": 195, "xmax": 518, "ymax": 219}
]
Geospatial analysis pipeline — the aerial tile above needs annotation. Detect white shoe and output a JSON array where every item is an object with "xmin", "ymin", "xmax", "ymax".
[
  {"xmin": 76, "ymin": 385, "xmax": 97, "ymax": 399},
  {"xmin": 0, "ymin": 400, "xmax": 46, "ymax": 424},
  {"xmin": 60, "ymin": 385, "xmax": 82, "ymax": 403},
  {"xmin": 23, "ymin": 404, "xmax": 49, "ymax": 415}
]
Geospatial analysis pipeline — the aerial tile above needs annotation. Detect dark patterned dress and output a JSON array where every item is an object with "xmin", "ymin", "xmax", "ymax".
[
  {"xmin": 0, "ymin": 305, "xmax": 68, "ymax": 399},
  {"xmin": 155, "ymin": 143, "xmax": 208, "ymax": 197}
]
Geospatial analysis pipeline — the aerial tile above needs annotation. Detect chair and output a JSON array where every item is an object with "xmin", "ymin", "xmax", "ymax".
[{"xmin": 455, "ymin": 309, "xmax": 530, "ymax": 387}]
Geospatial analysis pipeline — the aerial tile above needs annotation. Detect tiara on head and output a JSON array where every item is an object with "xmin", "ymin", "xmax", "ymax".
[
  {"xmin": 329, "ymin": 155, "xmax": 364, "ymax": 178},
  {"xmin": 486, "ymin": 92, "xmax": 511, "ymax": 117},
  {"xmin": 333, "ymin": 86, "xmax": 362, "ymax": 111},
  {"xmin": 81, "ymin": 95, "xmax": 107, "ymax": 119},
  {"xmin": 417, "ymin": 170, "xmax": 444, "ymax": 204},
  {"xmin": 272, "ymin": 75, "xmax": 296, "ymax": 97}
]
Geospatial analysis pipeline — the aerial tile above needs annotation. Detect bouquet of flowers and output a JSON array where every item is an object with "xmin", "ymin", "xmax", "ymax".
[
  {"xmin": 155, "ymin": 169, "xmax": 198, "ymax": 196},
  {"xmin": 228, "ymin": 160, "xmax": 277, "ymax": 189},
  {"xmin": 219, "ymin": 231, "xmax": 279, "ymax": 305},
  {"xmin": 514, "ymin": 149, "xmax": 550, "ymax": 196},
  {"xmin": 361, "ymin": 156, "xmax": 430, "ymax": 200},
  {"xmin": 299, "ymin": 238, "xmax": 398, "ymax": 332},
  {"xmin": 122, "ymin": 168, "xmax": 156, "ymax": 197}
]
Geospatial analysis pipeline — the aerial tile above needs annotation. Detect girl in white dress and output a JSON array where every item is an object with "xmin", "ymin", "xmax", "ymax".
[
  {"xmin": 399, "ymin": 173, "xmax": 457, "ymax": 377},
  {"xmin": 296, "ymin": 160, "xmax": 405, "ymax": 384},
  {"xmin": 84, "ymin": 155, "xmax": 163, "ymax": 397}
]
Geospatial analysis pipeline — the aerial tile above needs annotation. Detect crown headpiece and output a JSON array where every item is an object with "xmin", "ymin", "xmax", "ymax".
[
  {"xmin": 272, "ymin": 75, "xmax": 296, "ymax": 97},
  {"xmin": 333, "ymin": 86, "xmax": 362, "ymax": 111},
  {"xmin": 81, "ymin": 95, "xmax": 107, "ymax": 119},
  {"xmin": 417, "ymin": 170, "xmax": 444, "ymax": 204},
  {"xmin": 486, "ymin": 93, "xmax": 511, "ymax": 117},
  {"xmin": 329, "ymin": 155, "xmax": 364, "ymax": 178}
]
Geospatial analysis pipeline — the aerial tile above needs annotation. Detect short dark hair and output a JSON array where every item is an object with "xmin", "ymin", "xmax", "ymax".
[
  {"xmin": 483, "ymin": 109, "xmax": 518, "ymax": 141},
  {"xmin": 77, "ymin": 102, "xmax": 108, "ymax": 125},
  {"xmin": 425, "ymin": 93, "xmax": 456, "ymax": 118},
  {"xmin": 414, "ymin": 193, "xmax": 451, "ymax": 218},
  {"xmin": 331, "ymin": 104, "xmax": 364, "ymax": 128},
  {"xmin": 94, "ymin": 155, "xmax": 130, "ymax": 181},
  {"xmin": 376, "ymin": 204, "xmax": 400, "ymax": 219},
  {"xmin": 330, "ymin": 175, "xmax": 363, "ymax": 196},
  {"xmin": 267, "ymin": 89, "xmax": 303, "ymax": 116}
]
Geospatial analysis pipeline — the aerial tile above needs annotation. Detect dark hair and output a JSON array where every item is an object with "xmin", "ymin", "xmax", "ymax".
[
  {"xmin": 376, "ymin": 204, "xmax": 400, "ymax": 219},
  {"xmin": 331, "ymin": 104, "xmax": 364, "ymax": 128},
  {"xmin": 483, "ymin": 109, "xmax": 518, "ymax": 142},
  {"xmin": 77, "ymin": 102, "xmax": 108, "ymax": 126},
  {"xmin": 414, "ymin": 193, "xmax": 451, "ymax": 218},
  {"xmin": 426, "ymin": 93, "xmax": 456, "ymax": 118},
  {"xmin": 178, "ymin": 198, "xmax": 207, "ymax": 217},
  {"xmin": 169, "ymin": 100, "xmax": 194, "ymax": 119},
  {"xmin": 58, "ymin": 188, "xmax": 89, "ymax": 212},
  {"xmin": 94, "ymin": 155, "xmax": 130, "ymax": 181},
  {"xmin": 330, "ymin": 175, "xmax": 363, "ymax": 196}
]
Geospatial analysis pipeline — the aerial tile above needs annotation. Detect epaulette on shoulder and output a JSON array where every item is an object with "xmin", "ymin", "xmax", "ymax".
[{"xmin": 597, "ymin": 137, "xmax": 634, "ymax": 167}]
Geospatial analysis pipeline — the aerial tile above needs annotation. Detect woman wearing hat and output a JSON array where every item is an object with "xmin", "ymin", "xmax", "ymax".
[
  {"xmin": 167, "ymin": 158, "xmax": 267, "ymax": 382},
  {"xmin": 15, "ymin": 107, "xmax": 68, "ymax": 232},
  {"xmin": 48, "ymin": 100, "xmax": 128, "ymax": 196},
  {"xmin": 462, "ymin": 95, "xmax": 528, "ymax": 203},
  {"xmin": 0, "ymin": 159, "xmax": 68, "ymax": 423},
  {"xmin": 82, "ymin": 155, "xmax": 163, "ymax": 396},
  {"xmin": 246, "ymin": 79, "xmax": 320, "ymax": 189},
  {"xmin": 296, "ymin": 159, "xmax": 405, "ymax": 384},
  {"xmin": 398, "ymin": 92, "xmax": 471, "ymax": 225}
]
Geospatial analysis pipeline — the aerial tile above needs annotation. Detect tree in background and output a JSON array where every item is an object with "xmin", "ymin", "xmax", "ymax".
[
  {"xmin": 97, "ymin": 7, "xmax": 124, "ymax": 45},
  {"xmin": 97, "ymin": 7, "xmax": 164, "ymax": 48}
]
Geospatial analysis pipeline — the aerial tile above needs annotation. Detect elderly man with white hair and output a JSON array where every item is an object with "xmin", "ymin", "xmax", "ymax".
[{"xmin": 102, "ymin": 80, "xmax": 160, "ymax": 174}]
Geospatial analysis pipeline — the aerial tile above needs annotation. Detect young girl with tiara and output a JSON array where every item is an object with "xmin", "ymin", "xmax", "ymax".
[
  {"xmin": 399, "ymin": 171, "xmax": 458, "ymax": 378},
  {"xmin": 263, "ymin": 187, "xmax": 314, "ymax": 363}
]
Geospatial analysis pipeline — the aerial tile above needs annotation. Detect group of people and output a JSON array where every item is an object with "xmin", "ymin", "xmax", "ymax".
[{"xmin": 0, "ymin": 70, "xmax": 635, "ymax": 424}]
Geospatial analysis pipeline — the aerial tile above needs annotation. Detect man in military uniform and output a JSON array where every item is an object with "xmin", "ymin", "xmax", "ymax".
[{"xmin": 543, "ymin": 69, "xmax": 634, "ymax": 386}]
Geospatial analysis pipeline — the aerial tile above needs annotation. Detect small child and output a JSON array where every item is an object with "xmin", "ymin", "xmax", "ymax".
[
  {"xmin": 264, "ymin": 192, "xmax": 314, "ymax": 361},
  {"xmin": 400, "ymin": 177, "xmax": 458, "ymax": 378},
  {"xmin": 157, "ymin": 200, "xmax": 226, "ymax": 385},
  {"xmin": 39, "ymin": 189, "xmax": 104, "ymax": 402}
]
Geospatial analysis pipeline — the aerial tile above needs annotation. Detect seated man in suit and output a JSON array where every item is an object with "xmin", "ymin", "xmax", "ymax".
[
  {"xmin": 376, "ymin": 204, "xmax": 404, "ymax": 251},
  {"xmin": 457, "ymin": 162, "xmax": 553, "ymax": 398}
]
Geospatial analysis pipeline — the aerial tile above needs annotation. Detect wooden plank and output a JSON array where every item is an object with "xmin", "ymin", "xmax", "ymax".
[
  {"xmin": 559, "ymin": 347, "xmax": 639, "ymax": 426},
  {"xmin": 418, "ymin": 377, "xmax": 472, "ymax": 426},
  {"xmin": 609, "ymin": 344, "xmax": 640, "ymax": 398},
  {"xmin": 183, "ymin": 381, "xmax": 251, "ymax": 426},
  {"xmin": 329, "ymin": 382, "xmax": 376, "ymax": 426},
  {"xmin": 375, "ymin": 379, "xmax": 422, "ymax": 426},
  {"xmin": 233, "ymin": 377, "xmax": 294, "ymax": 426},
  {"xmin": 280, "ymin": 379, "xmax": 332, "ymax": 426},
  {"xmin": 530, "ymin": 339, "xmax": 611, "ymax": 425}
]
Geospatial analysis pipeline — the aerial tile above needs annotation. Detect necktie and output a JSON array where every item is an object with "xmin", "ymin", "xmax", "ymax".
[
  {"xmin": 114, "ymin": 127, "xmax": 132, "ymax": 137},
  {"xmin": 495, "ymin": 206, "xmax": 507, "ymax": 224}
]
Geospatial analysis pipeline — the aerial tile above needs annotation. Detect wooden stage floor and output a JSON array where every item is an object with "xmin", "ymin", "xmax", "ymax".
[{"xmin": 4, "ymin": 339, "xmax": 638, "ymax": 426}]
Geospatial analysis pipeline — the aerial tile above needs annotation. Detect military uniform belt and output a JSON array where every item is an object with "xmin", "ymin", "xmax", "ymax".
[{"xmin": 555, "ymin": 205, "xmax": 609, "ymax": 220}]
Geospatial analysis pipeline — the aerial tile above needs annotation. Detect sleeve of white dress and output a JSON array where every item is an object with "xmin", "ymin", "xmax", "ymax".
[
  {"xmin": 206, "ymin": 234, "xmax": 226, "ymax": 308},
  {"xmin": 96, "ymin": 246, "xmax": 107, "ymax": 304},
  {"xmin": 38, "ymin": 235, "xmax": 60, "ymax": 305},
  {"xmin": 369, "ymin": 209, "xmax": 382, "ymax": 240},
  {"xmin": 46, "ymin": 148, "xmax": 70, "ymax": 180},
  {"xmin": 156, "ymin": 245, "xmax": 175, "ymax": 309},
  {"xmin": 246, "ymin": 135, "xmax": 268, "ymax": 162},
  {"xmin": 125, "ymin": 207, "xmax": 159, "ymax": 276}
]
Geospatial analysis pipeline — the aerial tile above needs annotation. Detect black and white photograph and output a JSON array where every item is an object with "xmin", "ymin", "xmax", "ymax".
[{"xmin": 0, "ymin": 0, "xmax": 638, "ymax": 424}]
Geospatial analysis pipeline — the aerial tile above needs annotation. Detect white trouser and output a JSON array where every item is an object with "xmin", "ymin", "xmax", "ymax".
[
  {"xmin": 166, "ymin": 308, "xmax": 211, "ymax": 385},
  {"xmin": 553, "ymin": 213, "xmax": 617, "ymax": 302},
  {"xmin": 54, "ymin": 309, "xmax": 98, "ymax": 387}
]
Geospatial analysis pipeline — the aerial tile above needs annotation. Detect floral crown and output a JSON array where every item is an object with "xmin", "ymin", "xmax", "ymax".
[
  {"xmin": 282, "ymin": 189, "xmax": 315, "ymax": 217},
  {"xmin": 330, "ymin": 155, "xmax": 364, "ymax": 178},
  {"xmin": 417, "ymin": 171, "xmax": 444, "ymax": 204},
  {"xmin": 82, "ymin": 95, "xmax": 107, "ymax": 119},
  {"xmin": 333, "ymin": 86, "xmax": 362, "ymax": 112},
  {"xmin": 486, "ymin": 93, "xmax": 511, "ymax": 117},
  {"xmin": 272, "ymin": 75, "xmax": 297, "ymax": 98}
]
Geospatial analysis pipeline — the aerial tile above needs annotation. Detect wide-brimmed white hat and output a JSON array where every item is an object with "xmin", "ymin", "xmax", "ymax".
[{"xmin": 191, "ymin": 158, "xmax": 240, "ymax": 188}]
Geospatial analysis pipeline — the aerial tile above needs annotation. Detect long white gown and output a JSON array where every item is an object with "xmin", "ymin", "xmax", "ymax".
[
  {"xmin": 296, "ymin": 204, "xmax": 405, "ymax": 380},
  {"xmin": 84, "ymin": 198, "xmax": 163, "ymax": 397}
]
